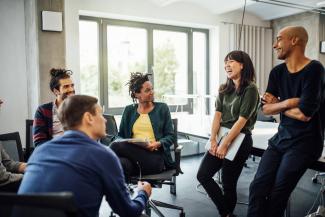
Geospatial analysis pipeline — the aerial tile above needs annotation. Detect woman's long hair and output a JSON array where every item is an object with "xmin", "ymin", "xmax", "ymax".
[{"xmin": 219, "ymin": 50, "xmax": 256, "ymax": 95}]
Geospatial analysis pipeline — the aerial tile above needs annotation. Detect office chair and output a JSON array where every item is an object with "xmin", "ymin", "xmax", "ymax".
[
  {"xmin": 25, "ymin": 119, "xmax": 34, "ymax": 160},
  {"xmin": 0, "ymin": 192, "xmax": 78, "ymax": 217},
  {"xmin": 0, "ymin": 132, "xmax": 24, "ymax": 162},
  {"xmin": 129, "ymin": 118, "xmax": 185, "ymax": 217},
  {"xmin": 101, "ymin": 114, "xmax": 118, "ymax": 146},
  {"xmin": 257, "ymin": 107, "xmax": 276, "ymax": 123}
]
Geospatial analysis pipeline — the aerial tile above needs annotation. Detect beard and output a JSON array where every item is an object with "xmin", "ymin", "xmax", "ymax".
[
  {"xmin": 277, "ymin": 53, "xmax": 286, "ymax": 60},
  {"xmin": 61, "ymin": 91, "xmax": 75, "ymax": 100}
]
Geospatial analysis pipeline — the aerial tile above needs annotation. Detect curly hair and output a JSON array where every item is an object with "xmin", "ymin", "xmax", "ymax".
[
  {"xmin": 126, "ymin": 72, "xmax": 152, "ymax": 103},
  {"xmin": 49, "ymin": 68, "xmax": 73, "ymax": 92},
  {"xmin": 219, "ymin": 50, "xmax": 256, "ymax": 95}
]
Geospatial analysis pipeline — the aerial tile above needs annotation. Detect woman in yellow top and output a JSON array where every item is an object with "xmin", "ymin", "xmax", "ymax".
[{"xmin": 110, "ymin": 73, "xmax": 175, "ymax": 180}]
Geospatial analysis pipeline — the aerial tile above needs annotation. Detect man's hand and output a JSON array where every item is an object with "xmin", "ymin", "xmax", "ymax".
[
  {"xmin": 216, "ymin": 143, "xmax": 229, "ymax": 159},
  {"xmin": 18, "ymin": 162, "xmax": 27, "ymax": 173},
  {"xmin": 147, "ymin": 141, "xmax": 161, "ymax": 152},
  {"xmin": 208, "ymin": 139, "xmax": 218, "ymax": 156},
  {"xmin": 137, "ymin": 181, "xmax": 152, "ymax": 197},
  {"xmin": 262, "ymin": 92, "xmax": 279, "ymax": 104}
]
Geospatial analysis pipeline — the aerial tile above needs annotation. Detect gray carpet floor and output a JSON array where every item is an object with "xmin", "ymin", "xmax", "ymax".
[{"xmin": 100, "ymin": 154, "xmax": 323, "ymax": 217}]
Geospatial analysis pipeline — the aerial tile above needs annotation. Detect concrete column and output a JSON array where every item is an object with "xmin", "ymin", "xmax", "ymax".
[
  {"xmin": 37, "ymin": 0, "xmax": 66, "ymax": 104},
  {"xmin": 24, "ymin": 0, "xmax": 40, "ymax": 117}
]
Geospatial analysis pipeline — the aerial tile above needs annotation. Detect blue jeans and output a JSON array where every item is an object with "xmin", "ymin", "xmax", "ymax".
[
  {"xmin": 197, "ymin": 134, "xmax": 252, "ymax": 217},
  {"xmin": 247, "ymin": 145, "xmax": 316, "ymax": 217}
]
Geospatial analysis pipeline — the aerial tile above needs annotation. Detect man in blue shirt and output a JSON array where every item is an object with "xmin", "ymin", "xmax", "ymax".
[{"xmin": 19, "ymin": 95, "xmax": 152, "ymax": 217}]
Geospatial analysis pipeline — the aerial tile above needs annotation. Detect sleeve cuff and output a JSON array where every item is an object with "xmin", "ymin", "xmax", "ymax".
[{"xmin": 138, "ymin": 190, "xmax": 149, "ymax": 201}]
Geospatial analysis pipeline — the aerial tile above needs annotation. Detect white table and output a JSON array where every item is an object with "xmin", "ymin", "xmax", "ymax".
[{"xmin": 175, "ymin": 114, "xmax": 325, "ymax": 170}]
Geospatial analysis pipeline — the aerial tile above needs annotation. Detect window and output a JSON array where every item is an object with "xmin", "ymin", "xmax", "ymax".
[
  {"xmin": 79, "ymin": 17, "xmax": 209, "ymax": 115},
  {"xmin": 106, "ymin": 26, "xmax": 147, "ymax": 108},
  {"xmin": 79, "ymin": 20, "xmax": 99, "ymax": 98},
  {"xmin": 153, "ymin": 30, "xmax": 188, "ymax": 100}
]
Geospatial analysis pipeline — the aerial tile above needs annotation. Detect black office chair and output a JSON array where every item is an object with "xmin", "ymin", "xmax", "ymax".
[
  {"xmin": 130, "ymin": 118, "xmax": 185, "ymax": 217},
  {"xmin": 101, "ymin": 114, "xmax": 118, "ymax": 146},
  {"xmin": 0, "ymin": 132, "xmax": 24, "ymax": 162},
  {"xmin": 0, "ymin": 192, "xmax": 78, "ymax": 217},
  {"xmin": 25, "ymin": 119, "xmax": 34, "ymax": 161}
]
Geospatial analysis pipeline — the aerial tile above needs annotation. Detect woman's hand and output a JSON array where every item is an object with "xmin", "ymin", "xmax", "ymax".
[
  {"xmin": 216, "ymin": 143, "xmax": 229, "ymax": 159},
  {"xmin": 208, "ymin": 139, "xmax": 218, "ymax": 156},
  {"xmin": 147, "ymin": 141, "xmax": 161, "ymax": 152}
]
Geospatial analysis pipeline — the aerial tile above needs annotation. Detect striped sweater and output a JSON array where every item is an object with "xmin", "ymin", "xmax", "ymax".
[{"xmin": 33, "ymin": 102, "xmax": 53, "ymax": 146}]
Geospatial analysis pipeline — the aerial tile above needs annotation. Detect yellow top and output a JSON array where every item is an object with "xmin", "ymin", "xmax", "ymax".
[{"xmin": 132, "ymin": 114, "xmax": 156, "ymax": 142}]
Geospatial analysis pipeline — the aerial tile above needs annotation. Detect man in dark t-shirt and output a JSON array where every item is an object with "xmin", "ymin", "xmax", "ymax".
[{"xmin": 247, "ymin": 26, "xmax": 325, "ymax": 217}]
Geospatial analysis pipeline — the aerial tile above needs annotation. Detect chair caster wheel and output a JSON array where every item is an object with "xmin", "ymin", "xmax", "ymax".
[
  {"xmin": 180, "ymin": 212, "xmax": 185, "ymax": 217},
  {"xmin": 312, "ymin": 177, "xmax": 318, "ymax": 183}
]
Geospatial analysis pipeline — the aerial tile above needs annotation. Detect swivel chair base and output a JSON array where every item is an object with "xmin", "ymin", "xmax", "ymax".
[{"xmin": 146, "ymin": 199, "xmax": 185, "ymax": 217}]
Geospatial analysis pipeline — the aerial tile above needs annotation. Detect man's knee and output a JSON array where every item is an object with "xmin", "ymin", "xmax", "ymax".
[{"xmin": 249, "ymin": 177, "xmax": 268, "ymax": 198}]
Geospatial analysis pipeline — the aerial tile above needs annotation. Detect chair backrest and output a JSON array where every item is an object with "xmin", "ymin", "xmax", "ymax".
[
  {"xmin": 25, "ymin": 119, "xmax": 34, "ymax": 160},
  {"xmin": 103, "ymin": 114, "xmax": 118, "ymax": 136},
  {"xmin": 100, "ymin": 114, "xmax": 118, "ymax": 146},
  {"xmin": 0, "ymin": 192, "xmax": 78, "ymax": 217},
  {"xmin": 0, "ymin": 132, "xmax": 24, "ymax": 162},
  {"xmin": 171, "ymin": 118, "xmax": 178, "ymax": 161}
]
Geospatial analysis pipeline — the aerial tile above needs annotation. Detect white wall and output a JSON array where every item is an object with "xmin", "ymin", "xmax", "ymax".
[
  {"xmin": 0, "ymin": 0, "xmax": 29, "ymax": 145},
  {"xmin": 64, "ymin": 0, "xmax": 271, "ymax": 97}
]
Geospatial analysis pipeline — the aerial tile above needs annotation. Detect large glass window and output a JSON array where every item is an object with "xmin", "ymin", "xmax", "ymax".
[{"xmin": 79, "ymin": 17, "xmax": 209, "ymax": 115}]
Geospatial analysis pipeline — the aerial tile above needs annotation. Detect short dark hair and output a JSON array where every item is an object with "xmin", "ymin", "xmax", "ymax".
[
  {"xmin": 49, "ymin": 68, "xmax": 73, "ymax": 92},
  {"xmin": 127, "ymin": 72, "xmax": 151, "ymax": 103},
  {"xmin": 58, "ymin": 95, "xmax": 98, "ymax": 130},
  {"xmin": 219, "ymin": 50, "xmax": 256, "ymax": 95}
]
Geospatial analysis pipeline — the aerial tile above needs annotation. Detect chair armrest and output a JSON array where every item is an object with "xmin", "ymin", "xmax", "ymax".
[
  {"xmin": 175, "ymin": 145, "xmax": 183, "ymax": 153},
  {"xmin": 174, "ymin": 145, "xmax": 184, "ymax": 175}
]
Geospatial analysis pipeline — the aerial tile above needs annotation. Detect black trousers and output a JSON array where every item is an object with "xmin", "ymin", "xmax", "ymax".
[
  {"xmin": 110, "ymin": 141, "xmax": 165, "ymax": 180},
  {"xmin": 197, "ymin": 135, "xmax": 252, "ymax": 217},
  {"xmin": 247, "ymin": 145, "xmax": 316, "ymax": 217},
  {"xmin": 0, "ymin": 180, "xmax": 21, "ymax": 193}
]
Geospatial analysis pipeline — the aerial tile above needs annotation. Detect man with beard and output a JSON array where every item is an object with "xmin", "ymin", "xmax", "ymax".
[
  {"xmin": 33, "ymin": 68, "xmax": 75, "ymax": 146},
  {"xmin": 247, "ymin": 26, "xmax": 325, "ymax": 217}
]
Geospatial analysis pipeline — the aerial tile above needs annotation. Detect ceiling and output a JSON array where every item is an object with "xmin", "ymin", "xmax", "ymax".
[{"xmin": 148, "ymin": 0, "xmax": 325, "ymax": 20}]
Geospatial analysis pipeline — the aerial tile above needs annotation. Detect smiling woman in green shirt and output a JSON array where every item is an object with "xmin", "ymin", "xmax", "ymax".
[{"xmin": 197, "ymin": 50, "xmax": 260, "ymax": 217}]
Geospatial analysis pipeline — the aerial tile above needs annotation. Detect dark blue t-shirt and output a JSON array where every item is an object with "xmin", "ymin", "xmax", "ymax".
[{"xmin": 266, "ymin": 60, "xmax": 325, "ymax": 157}]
